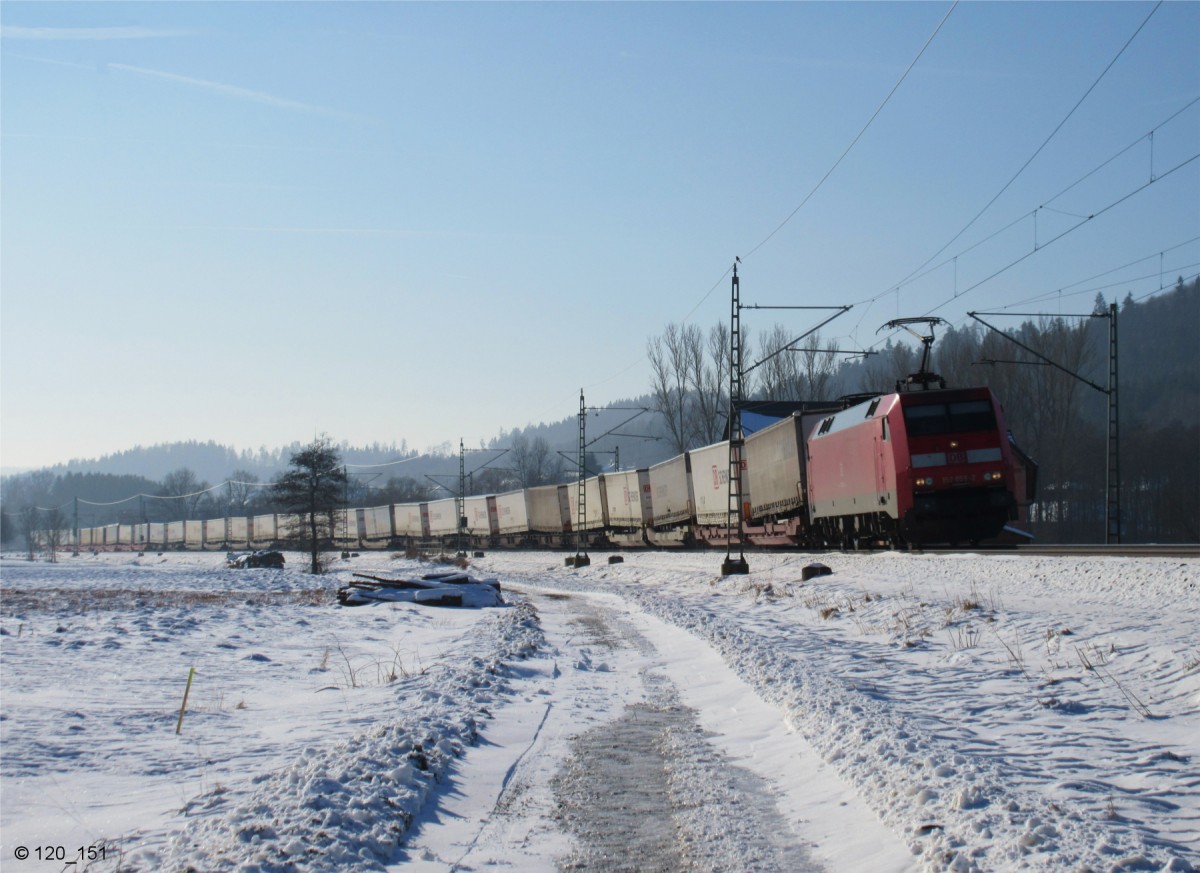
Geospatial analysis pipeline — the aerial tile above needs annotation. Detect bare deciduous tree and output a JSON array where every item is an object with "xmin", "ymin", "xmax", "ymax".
[
  {"xmin": 471, "ymin": 466, "xmax": 517, "ymax": 496},
  {"xmin": 0, "ymin": 510, "xmax": 13, "ymax": 548},
  {"xmin": 798, "ymin": 333, "xmax": 839, "ymax": 401},
  {"xmin": 41, "ymin": 506, "xmax": 67, "ymax": 563},
  {"xmin": 648, "ymin": 323, "xmax": 694, "ymax": 453},
  {"xmin": 160, "ymin": 468, "xmax": 210, "ymax": 521},
  {"xmin": 696, "ymin": 322, "xmax": 732, "ymax": 445},
  {"xmin": 756, "ymin": 324, "xmax": 803, "ymax": 401},
  {"xmin": 226, "ymin": 470, "xmax": 260, "ymax": 516},
  {"xmin": 932, "ymin": 323, "xmax": 984, "ymax": 389},
  {"xmin": 753, "ymin": 326, "xmax": 838, "ymax": 401},
  {"xmin": 19, "ymin": 505, "xmax": 40, "ymax": 561},
  {"xmin": 381, "ymin": 475, "xmax": 437, "ymax": 503},
  {"xmin": 510, "ymin": 434, "xmax": 563, "ymax": 487},
  {"xmin": 860, "ymin": 338, "xmax": 920, "ymax": 394},
  {"xmin": 648, "ymin": 322, "xmax": 735, "ymax": 452}
]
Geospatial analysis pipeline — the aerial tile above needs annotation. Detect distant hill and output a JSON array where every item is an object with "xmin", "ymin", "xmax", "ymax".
[
  {"xmin": 19, "ymin": 395, "xmax": 672, "ymax": 485},
  {"xmin": 0, "ymin": 396, "xmax": 676, "ymax": 526},
  {"xmin": 45, "ymin": 440, "xmax": 293, "ymax": 484}
]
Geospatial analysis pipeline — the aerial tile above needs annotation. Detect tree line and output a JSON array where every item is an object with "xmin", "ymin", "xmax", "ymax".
[
  {"xmin": 5, "ymin": 280, "xmax": 1195, "ymax": 550},
  {"xmin": 3, "ymin": 438, "xmax": 352, "ymax": 573},
  {"xmin": 641, "ymin": 277, "xmax": 1198, "ymax": 543}
]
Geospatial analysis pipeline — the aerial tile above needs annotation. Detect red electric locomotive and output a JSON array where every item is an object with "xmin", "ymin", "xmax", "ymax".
[{"xmin": 805, "ymin": 318, "xmax": 1034, "ymax": 548}]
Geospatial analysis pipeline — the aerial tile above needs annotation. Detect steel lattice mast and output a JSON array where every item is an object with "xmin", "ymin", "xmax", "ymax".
[
  {"xmin": 574, "ymin": 389, "xmax": 591, "ymax": 567},
  {"xmin": 723, "ymin": 261, "xmax": 749, "ymax": 575}
]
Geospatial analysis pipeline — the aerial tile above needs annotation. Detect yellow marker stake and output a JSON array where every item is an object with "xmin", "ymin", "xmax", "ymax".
[{"xmin": 176, "ymin": 667, "xmax": 196, "ymax": 735}]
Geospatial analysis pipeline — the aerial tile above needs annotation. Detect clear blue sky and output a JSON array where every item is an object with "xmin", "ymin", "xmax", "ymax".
[{"xmin": 2, "ymin": 2, "xmax": 1197, "ymax": 470}]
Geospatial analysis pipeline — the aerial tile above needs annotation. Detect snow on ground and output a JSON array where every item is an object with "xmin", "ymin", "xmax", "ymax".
[
  {"xmin": 1, "ymin": 548, "xmax": 1197, "ymax": 872},
  {"xmin": 476, "ymin": 550, "xmax": 1199, "ymax": 872}
]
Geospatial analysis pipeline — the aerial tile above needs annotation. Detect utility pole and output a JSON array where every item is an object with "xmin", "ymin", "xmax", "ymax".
[
  {"xmin": 970, "ymin": 307, "xmax": 1120, "ymax": 544},
  {"xmin": 425, "ymin": 442, "xmax": 510, "ymax": 557},
  {"xmin": 729, "ymin": 267, "xmax": 854, "ymax": 566},
  {"xmin": 723, "ymin": 261, "xmax": 749, "ymax": 575},
  {"xmin": 728, "ymin": 267, "xmax": 852, "ymax": 571},
  {"xmin": 340, "ymin": 466, "xmax": 350, "ymax": 547},
  {"xmin": 1105, "ymin": 302, "xmax": 1120, "ymax": 545},
  {"xmin": 563, "ymin": 396, "xmax": 656, "ymax": 566},
  {"xmin": 457, "ymin": 440, "xmax": 467, "ymax": 556},
  {"xmin": 575, "ymin": 390, "xmax": 591, "ymax": 567}
]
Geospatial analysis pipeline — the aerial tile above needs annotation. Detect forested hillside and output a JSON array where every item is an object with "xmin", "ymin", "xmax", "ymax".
[
  {"xmin": 922, "ymin": 278, "xmax": 1198, "ymax": 542},
  {"xmin": 640, "ymin": 278, "xmax": 1198, "ymax": 543}
]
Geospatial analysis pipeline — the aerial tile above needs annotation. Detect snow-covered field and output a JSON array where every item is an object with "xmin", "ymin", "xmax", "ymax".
[{"xmin": 1, "ymin": 548, "xmax": 1196, "ymax": 871}]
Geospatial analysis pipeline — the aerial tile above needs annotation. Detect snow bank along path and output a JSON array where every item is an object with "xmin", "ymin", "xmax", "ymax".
[
  {"xmin": 476, "ymin": 550, "xmax": 1199, "ymax": 872},
  {"xmin": 397, "ymin": 587, "xmax": 887, "ymax": 872},
  {"xmin": 1, "ymin": 553, "xmax": 540, "ymax": 872},
  {"xmin": 155, "ymin": 601, "xmax": 542, "ymax": 871}
]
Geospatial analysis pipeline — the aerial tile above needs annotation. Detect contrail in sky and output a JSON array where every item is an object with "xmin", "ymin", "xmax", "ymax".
[
  {"xmin": 107, "ymin": 62, "xmax": 363, "ymax": 121},
  {"xmin": 1, "ymin": 25, "xmax": 187, "ymax": 40}
]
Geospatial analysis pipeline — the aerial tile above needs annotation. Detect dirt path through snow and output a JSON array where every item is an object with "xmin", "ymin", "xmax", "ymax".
[{"xmin": 395, "ymin": 588, "xmax": 825, "ymax": 872}]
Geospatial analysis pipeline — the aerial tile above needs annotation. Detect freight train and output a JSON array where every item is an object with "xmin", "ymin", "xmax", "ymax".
[{"xmin": 73, "ymin": 368, "xmax": 1037, "ymax": 554}]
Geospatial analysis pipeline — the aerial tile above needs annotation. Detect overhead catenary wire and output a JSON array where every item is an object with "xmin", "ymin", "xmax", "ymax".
[
  {"xmin": 343, "ymin": 456, "xmax": 422, "ymax": 470},
  {"xmin": 883, "ymin": 0, "xmax": 1165, "ymax": 298},
  {"xmin": 861, "ymin": 138, "xmax": 1198, "ymax": 349},
  {"xmin": 19, "ymin": 7, "xmax": 1188, "ymax": 476},
  {"xmin": 848, "ymin": 6, "xmax": 1178, "ymax": 346},
  {"xmin": 939, "ymin": 265, "xmax": 1198, "ymax": 345},
  {"xmin": 1038, "ymin": 96, "xmax": 1198, "ymax": 210},
  {"xmin": 743, "ymin": 0, "xmax": 959, "ymax": 261},
  {"xmin": 1029, "ymin": 237, "xmax": 1198, "ymax": 295},
  {"xmin": 39, "ymin": 464, "xmax": 404, "ymax": 521},
  {"xmin": 27, "ymin": 476, "xmax": 271, "ymax": 514},
  {"xmin": 921, "ymin": 151, "xmax": 1199, "ymax": 319},
  {"xmin": 578, "ymin": 0, "xmax": 955, "ymax": 402},
  {"xmin": 826, "ymin": 3, "xmax": 1182, "ymax": 354},
  {"xmin": 899, "ymin": 238, "xmax": 1200, "ymax": 324},
  {"xmin": 860, "ymin": 97, "xmax": 1199, "ymax": 314},
  {"xmin": 1131, "ymin": 269, "xmax": 1200, "ymax": 304},
  {"xmin": 998, "ymin": 257, "xmax": 1200, "ymax": 311},
  {"xmin": 586, "ymin": 0, "xmax": 1174, "ymax": 414},
  {"xmin": 73, "ymin": 480, "xmax": 233, "ymax": 507}
]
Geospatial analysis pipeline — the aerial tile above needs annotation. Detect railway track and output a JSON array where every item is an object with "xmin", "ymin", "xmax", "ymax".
[{"xmin": 924, "ymin": 543, "xmax": 1199, "ymax": 558}]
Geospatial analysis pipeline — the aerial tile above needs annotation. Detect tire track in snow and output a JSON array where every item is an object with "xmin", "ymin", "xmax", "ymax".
[{"xmin": 546, "ymin": 597, "xmax": 821, "ymax": 872}]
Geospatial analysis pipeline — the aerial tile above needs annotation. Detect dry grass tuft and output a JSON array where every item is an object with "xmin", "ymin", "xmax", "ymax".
[
  {"xmin": 1, "ymin": 587, "xmax": 332, "ymax": 614},
  {"xmin": 948, "ymin": 625, "xmax": 981, "ymax": 651}
]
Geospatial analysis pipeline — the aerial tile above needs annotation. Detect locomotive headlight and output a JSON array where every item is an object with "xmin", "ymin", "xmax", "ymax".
[
  {"xmin": 915, "ymin": 476, "xmax": 935, "ymax": 487},
  {"xmin": 949, "ymin": 440, "xmax": 960, "ymax": 449},
  {"xmin": 984, "ymin": 471, "xmax": 1005, "ymax": 482}
]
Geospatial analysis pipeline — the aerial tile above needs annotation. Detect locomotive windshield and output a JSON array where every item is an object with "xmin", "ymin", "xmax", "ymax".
[{"xmin": 903, "ymin": 399, "xmax": 996, "ymax": 436}]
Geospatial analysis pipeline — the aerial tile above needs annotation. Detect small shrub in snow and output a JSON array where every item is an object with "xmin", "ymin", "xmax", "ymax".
[{"xmin": 948, "ymin": 625, "xmax": 981, "ymax": 651}]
